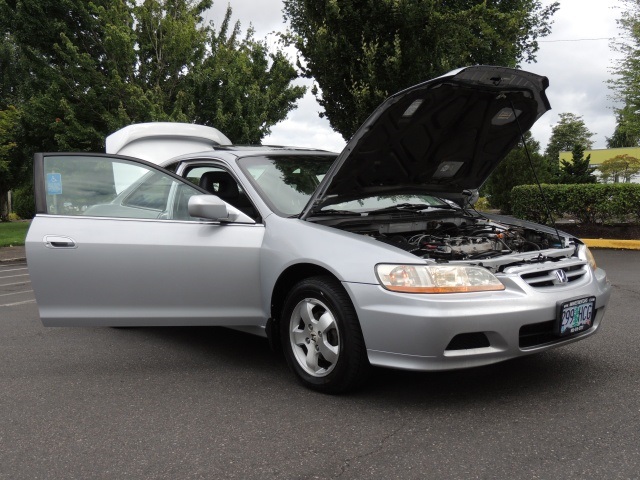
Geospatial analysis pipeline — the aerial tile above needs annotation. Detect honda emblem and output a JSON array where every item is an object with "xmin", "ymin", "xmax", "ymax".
[{"xmin": 553, "ymin": 269, "xmax": 568, "ymax": 284}]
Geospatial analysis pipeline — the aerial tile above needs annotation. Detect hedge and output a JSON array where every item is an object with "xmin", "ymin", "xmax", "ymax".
[
  {"xmin": 12, "ymin": 184, "xmax": 35, "ymax": 220},
  {"xmin": 511, "ymin": 183, "xmax": 640, "ymax": 225}
]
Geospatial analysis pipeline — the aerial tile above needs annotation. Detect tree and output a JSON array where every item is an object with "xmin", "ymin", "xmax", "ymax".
[
  {"xmin": 482, "ymin": 132, "xmax": 552, "ymax": 213},
  {"xmin": 134, "ymin": 0, "xmax": 211, "ymax": 117},
  {"xmin": 0, "ymin": 0, "xmax": 304, "ymax": 158},
  {"xmin": 0, "ymin": 24, "xmax": 29, "ymax": 220},
  {"xmin": 609, "ymin": 0, "xmax": 640, "ymax": 145},
  {"xmin": 191, "ymin": 8, "xmax": 306, "ymax": 143},
  {"xmin": 544, "ymin": 113, "xmax": 595, "ymax": 178},
  {"xmin": 0, "ymin": 32, "xmax": 21, "ymax": 109},
  {"xmin": 598, "ymin": 154, "xmax": 640, "ymax": 183},
  {"xmin": 0, "ymin": 106, "xmax": 24, "ymax": 220},
  {"xmin": 283, "ymin": 0, "xmax": 559, "ymax": 139},
  {"xmin": 607, "ymin": 106, "xmax": 640, "ymax": 148},
  {"xmin": 559, "ymin": 143, "xmax": 597, "ymax": 184}
]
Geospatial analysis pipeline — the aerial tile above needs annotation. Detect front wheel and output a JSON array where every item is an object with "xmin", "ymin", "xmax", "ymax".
[{"xmin": 280, "ymin": 276, "xmax": 370, "ymax": 393}]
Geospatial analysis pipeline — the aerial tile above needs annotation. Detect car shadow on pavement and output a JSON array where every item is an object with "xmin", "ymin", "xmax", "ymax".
[
  {"xmin": 359, "ymin": 347, "xmax": 603, "ymax": 407},
  {"xmin": 109, "ymin": 325, "xmax": 290, "ymax": 375},
  {"xmin": 109, "ymin": 325, "xmax": 603, "ymax": 405}
]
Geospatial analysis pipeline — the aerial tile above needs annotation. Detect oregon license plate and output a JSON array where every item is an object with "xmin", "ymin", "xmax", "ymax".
[{"xmin": 558, "ymin": 297, "xmax": 596, "ymax": 336}]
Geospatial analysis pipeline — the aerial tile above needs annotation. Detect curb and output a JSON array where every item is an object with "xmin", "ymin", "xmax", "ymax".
[
  {"xmin": 0, "ymin": 256, "xmax": 26, "ymax": 263},
  {"xmin": 582, "ymin": 239, "xmax": 640, "ymax": 250},
  {"xmin": 0, "ymin": 246, "xmax": 27, "ymax": 263}
]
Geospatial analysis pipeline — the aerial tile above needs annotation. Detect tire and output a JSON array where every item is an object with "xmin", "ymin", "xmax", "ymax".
[{"xmin": 280, "ymin": 276, "xmax": 370, "ymax": 393}]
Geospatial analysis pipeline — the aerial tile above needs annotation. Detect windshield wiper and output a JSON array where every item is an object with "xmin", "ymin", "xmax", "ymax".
[
  {"xmin": 367, "ymin": 203, "xmax": 454, "ymax": 215},
  {"xmin": 305, "ymin": 209, "xmax": 361, "ymax": 217}
]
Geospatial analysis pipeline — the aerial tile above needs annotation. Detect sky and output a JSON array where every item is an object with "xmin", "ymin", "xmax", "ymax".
[{"xmin": 206, "ymin": 0, "xmax": 624, "ymax": 153}]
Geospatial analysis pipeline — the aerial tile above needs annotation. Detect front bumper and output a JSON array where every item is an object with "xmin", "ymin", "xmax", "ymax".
[{"xmin": 344, "ymin": 267, "xmax": 611, "ymax": 371}]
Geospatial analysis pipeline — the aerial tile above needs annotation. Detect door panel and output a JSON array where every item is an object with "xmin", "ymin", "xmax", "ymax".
[{"xmin": 28, "ymin": 153, "xmax": 265, "ymax": 327}]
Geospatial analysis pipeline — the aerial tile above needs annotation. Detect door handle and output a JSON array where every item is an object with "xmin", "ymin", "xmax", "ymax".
[{"xmin": 44, "ymin": 235, "xmax": 77, "ymax": 249}]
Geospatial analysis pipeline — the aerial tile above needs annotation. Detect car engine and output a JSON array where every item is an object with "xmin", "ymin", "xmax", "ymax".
[
  {"xmin": 317, "ymin": 212, "xmax": 572, "ymax": 266},
  {"xmin": 373, "ymin": 219, "xmax": 564, "ymax": 260}
]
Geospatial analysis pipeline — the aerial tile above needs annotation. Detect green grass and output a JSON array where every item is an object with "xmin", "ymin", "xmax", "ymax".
[{"xmin": 0, "ymin": 221, "xmax": 30, "ymax": 247}]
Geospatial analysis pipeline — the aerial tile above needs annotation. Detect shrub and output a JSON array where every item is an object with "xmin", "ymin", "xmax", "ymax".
[
  {"xmin": 12, "ymin": 184, "xmax": 35, "ymax": 220},
  {"xmin": 474, "ymin": 197, "xmax": 491, "ymax": 212},
  {"xmin": 511, "ymin": 184, "xmax": 640, "ymax": 225}
]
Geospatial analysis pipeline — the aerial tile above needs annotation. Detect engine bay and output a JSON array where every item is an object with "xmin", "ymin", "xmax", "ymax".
[
  {"xmin": 372, "ymin": 217, "xmax": 565, "ymax": 260},
  {"xmin": 314, "ymin": 210, "xmax": 577, "ymax": 271}
]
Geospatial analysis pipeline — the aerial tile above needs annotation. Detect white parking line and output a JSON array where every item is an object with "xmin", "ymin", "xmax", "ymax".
[
  {"xmin": 0, "ymin": 267, "xmax": 28, "ymax": 273},
  {"xmin": 0, "ymin": 274, "xmax": 30, "ymax": 279},
  {"xmin": 0, "ymin": 280, "xmax": 31, "ymax": 287},
  {"xmin": 0, "ymin": 263, "xmax": 33, "ymax": 306},
  {"xmin": 0, "ymin": 290, "xmax": 33, "ymax": 297},
  {"xmin": 0, "ymin": 299, "xmax": 36, "ymax": 307}
]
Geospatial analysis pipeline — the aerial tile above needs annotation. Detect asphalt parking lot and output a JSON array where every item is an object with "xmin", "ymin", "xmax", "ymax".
[
  {"xmin": 1, "ymin": 250, "xmax": 639, "ymax": 479},
  {"xmin": 0, "ymin": 259, "xmax": 32, "ymax": 308}
]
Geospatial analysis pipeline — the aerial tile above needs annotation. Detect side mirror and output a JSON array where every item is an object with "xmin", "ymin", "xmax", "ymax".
[
  {"xmin": 188, "ymin": 195, "xmax": 230, "ymax": 221},
  {"xmin": 187, "ymin": 195, "xmax": 255, "ymax": 223}
]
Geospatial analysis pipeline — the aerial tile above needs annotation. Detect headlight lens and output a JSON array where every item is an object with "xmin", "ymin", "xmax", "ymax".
[
  {"xmin": 375, "ymin": 264, "xmax": 505, "ymax": 294},
  {"xmin": 579, "ymin": 245, "xmax": 597, "ymax": 271}
]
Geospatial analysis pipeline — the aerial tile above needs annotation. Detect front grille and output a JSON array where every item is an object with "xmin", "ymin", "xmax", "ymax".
[
  {"xmin": 446, "ymin": 332, "xmax": 491, "ymax": 351},
  {"xmin": 519, "ymin": 263, "xmax": 587, "ymax": 288}
]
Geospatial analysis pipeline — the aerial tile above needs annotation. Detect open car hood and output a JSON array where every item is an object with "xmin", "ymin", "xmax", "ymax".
[{"xmin": 301, "ymin": 66, "xmax": 550, "ymax": 218}]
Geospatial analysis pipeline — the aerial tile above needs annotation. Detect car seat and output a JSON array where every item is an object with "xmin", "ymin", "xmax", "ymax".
[{"xmin": 198, "ymin": 171, "xmax": 259, "ymax": 220}]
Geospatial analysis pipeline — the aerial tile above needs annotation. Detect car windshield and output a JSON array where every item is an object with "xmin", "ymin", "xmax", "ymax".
[
  {"xmin": 238, "ymin": 154, "xmax": 336, "ymax": 216},
  {"xmin": 238, "ymin": 154, "xmax": 457, "ymax": 216}
]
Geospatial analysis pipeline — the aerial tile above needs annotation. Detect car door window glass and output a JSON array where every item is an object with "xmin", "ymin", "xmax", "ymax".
[
  {"xmin": 183, "ymin": 165, "xmax": 260, "ymax": 221},
  {"xmin": 43, "ymin": 155, "xmax": 202, "ymax": 220},
  {"xmin": 121, "ymin": 172, "xmax": 173, "ymax": 211}
]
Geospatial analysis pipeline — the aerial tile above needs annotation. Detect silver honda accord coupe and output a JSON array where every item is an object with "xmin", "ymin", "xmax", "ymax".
[{"xmin": 26, "ymin": 66, "xmax": 611, "ymax": 392}]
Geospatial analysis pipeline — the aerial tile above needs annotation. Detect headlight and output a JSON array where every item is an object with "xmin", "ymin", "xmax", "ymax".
[
  {"xmin": 578, "ymin": 245, "xmax": 597, "ymax": 271},
  {"xmin": 375, "ymin": 264, "xmax": 505, "ymax": 294}
]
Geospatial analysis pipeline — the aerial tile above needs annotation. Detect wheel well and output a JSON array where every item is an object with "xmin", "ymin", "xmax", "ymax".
[{"xmin": 270, "ymin": 264, "xmax": 337, "ymax": 322}]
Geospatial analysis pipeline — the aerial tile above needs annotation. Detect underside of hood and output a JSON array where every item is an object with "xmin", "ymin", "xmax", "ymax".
[{"xmin": 302, "ymin": 66, "xmax": 550, "ymax": 217}]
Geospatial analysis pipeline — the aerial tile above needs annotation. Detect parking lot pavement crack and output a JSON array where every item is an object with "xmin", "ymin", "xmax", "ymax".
[{"xmin": 332, "ymin": 418, "xmax": 407, "ymax": 479}]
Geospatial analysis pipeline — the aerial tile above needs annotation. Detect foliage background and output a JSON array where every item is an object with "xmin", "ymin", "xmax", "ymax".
[{"xmin": 511, "ymin": 183, "xmax": 640, "ymax": 225}]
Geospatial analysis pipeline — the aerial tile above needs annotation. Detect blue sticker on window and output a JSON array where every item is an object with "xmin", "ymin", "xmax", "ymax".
[{"xmin": 46, "ymin": 173, "xmax": 62, "ymax": 195}]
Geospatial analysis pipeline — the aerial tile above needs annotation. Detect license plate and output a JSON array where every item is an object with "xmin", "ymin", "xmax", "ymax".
[{"xmin": 558, "ymin": 297, "xmax": 596, "ymax": 336}]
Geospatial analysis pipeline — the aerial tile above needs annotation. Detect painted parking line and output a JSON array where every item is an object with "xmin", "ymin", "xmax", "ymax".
[
  {"xmin": 0, "ymin": 299, "xmax": 36, "ymax": 307},
  {"xmin": 0, "ymin": 267, "xmax": 29, "ymax": 273},
  {"xmin": 0, "ymin": 280, "xmax": 31, "ymax": 288},
  {"xmin": 0, "ymin": 274, "xmax": 30, "ymax": 280},
  {"xmin": 0, "ymin": 262, "xmax": 33, "ymax": 306},
  {"xmin": 0, "ymin": 290, "xmax": 33, "ymax": 297}
]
